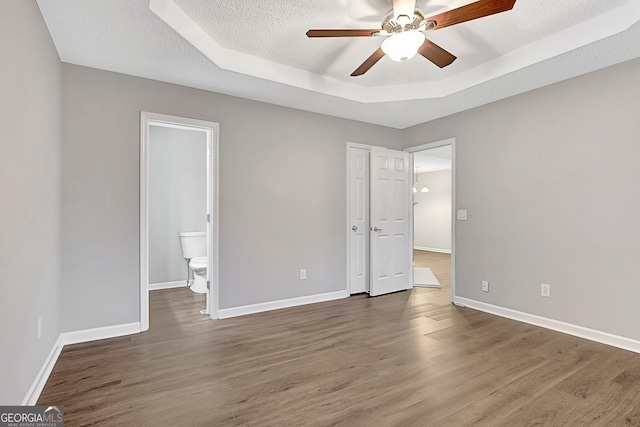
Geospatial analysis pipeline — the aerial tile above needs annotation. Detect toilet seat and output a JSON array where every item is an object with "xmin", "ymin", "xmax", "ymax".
[{"xmin": 189, "ymin": 256, "xmax": 207, "ymax": 270}]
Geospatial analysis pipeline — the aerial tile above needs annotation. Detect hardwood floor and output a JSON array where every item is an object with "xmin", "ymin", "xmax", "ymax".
[
  {"xmin": 413, "ymin": 249, "xmax": 451, "ymax": 305},
  {"xmin": 39, "ymin": 256, "xmax": 640, "ymax": 426},
  {"xmin": 413, "ymin": 249, "xmax": 451, "ymax": 284}
]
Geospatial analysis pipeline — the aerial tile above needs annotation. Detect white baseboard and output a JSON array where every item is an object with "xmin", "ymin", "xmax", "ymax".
[
  {"xmin": 21, "ymin": 336, "xmax": 64, "ymax": 405},
  {"xmin": 60, "ymin": 322, "xmax": 141, "ymax": 346},
  {"xmin": 219, "ymin": 290, "xmax": 349, "ymax": 319},
  {"xmin": 453, "ymin": 296, "xmax": 640, "ymax": 354},
  {"xmin": 21, "ymin": 322, "xmax": 142, "ymax": 405},
  {"xmin": 414, "ymin": 246, "xmax": 451, "ymax": 254},
  {"xmin": 149, "ymin": 280, "xmax": 187, "ymax": 290}
]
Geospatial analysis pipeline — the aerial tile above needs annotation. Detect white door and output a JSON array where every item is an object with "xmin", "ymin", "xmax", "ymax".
[
  {"xmin": 349, "ymin": 147, "xmax": 370, "ymax": 294},
  {"xmin": 369, "ymin": 147, "xmax": 412, "ymax": 296}
]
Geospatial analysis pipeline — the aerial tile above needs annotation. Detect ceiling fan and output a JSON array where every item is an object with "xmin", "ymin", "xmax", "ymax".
[{"xmin": 306, "ymin": 0, "xmax": 517, "ymax": 76}]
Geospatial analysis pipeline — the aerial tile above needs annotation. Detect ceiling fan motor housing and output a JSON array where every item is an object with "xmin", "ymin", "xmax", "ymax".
[{"xmin": 382, "ymin": 9, "xmax": 435, "ymax": 34}]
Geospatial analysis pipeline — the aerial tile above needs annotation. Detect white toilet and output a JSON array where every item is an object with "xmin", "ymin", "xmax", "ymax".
[
  {"xmin": 188, "ymin": 257, "xmax": 208, "ymax": 294},
  {"xmin": 178, "ymin": 231, "xmax": 208, "ymax": 294}
]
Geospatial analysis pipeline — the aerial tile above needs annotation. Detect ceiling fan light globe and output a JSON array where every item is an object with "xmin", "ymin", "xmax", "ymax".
[{"xmin": 381, "ymin": 31, "xmax": 425, "ymax": 62}]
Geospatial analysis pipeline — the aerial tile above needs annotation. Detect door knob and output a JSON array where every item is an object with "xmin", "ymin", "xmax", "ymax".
[
  {"xmin": 352, "ymin": 225, "xmax": 358, "ymax": 232},
  {"xmin": 373, "ymin": 227, "xmax": 382, "ymax": 232}
]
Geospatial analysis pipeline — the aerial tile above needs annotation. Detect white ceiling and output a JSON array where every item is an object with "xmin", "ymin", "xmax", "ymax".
[{"xmin": 37, "ymin": 0, "xmax": 640, "ymax": 128}]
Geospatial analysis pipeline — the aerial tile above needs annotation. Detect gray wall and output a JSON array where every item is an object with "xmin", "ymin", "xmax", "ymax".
[
  {"xmin": 0, "ymin": 1, "xmax": 62, "ymax": 404},
  {"xmin": 403, "ymin": 57, "xmax": 640, "ymax": 341},
  {"xmin": 6, "ymin": 0, "xmax": 638, "ymax": 405},
  {"xmin": 149, "ymin": 126, "xmax": 207, "ymax": 284},
  {"xmin": 61, "ymin": 64, "xmax": 403, "ymax": 330},
  {"xmin": 414, "ymin": 170, "xmax": 451, "ymax": 252}
]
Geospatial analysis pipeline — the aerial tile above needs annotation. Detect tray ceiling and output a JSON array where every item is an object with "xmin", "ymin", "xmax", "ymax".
[{"xmin": 37, "ymin": 0, "xmax": 640, "ymax": 128}]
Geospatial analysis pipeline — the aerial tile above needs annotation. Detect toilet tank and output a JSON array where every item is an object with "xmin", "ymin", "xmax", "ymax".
[{"xmin": 179, "ymin": 231, "xmax": 206, "ymax": 259}]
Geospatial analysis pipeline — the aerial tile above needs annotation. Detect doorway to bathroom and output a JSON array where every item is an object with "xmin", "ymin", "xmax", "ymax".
[{"xmin": 140, "ymin": 112, "xmax": 219, "ymax": 332}]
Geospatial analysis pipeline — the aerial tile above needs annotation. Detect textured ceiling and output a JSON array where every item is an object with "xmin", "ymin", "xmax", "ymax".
[
  {"xmin": 172, "ymin": 0, "xmax": 628, "ymax": 87},
  {"xmin": 37, "ymin": 0, "xmax": 640, "ymax": 128}
]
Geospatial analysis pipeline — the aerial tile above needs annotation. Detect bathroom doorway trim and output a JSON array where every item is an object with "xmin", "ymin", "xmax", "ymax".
[{"xmin": 140, "ymin": 112, "xmax": 220, "ymax": 331}]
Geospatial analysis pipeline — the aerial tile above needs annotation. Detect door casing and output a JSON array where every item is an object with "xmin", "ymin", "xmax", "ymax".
[
  {"xmin": 404, "ymin": 138, "xmax": 456, "ymax": 301},
  {"xmin": 140, "ymin": 112, "xmax": 220, "ymax": 331}
]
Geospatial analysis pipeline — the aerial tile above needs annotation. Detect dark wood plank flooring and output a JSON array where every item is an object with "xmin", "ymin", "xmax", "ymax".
[{"xmin": 39, "ymin": 253, "xmax": 640, "ymax": 426}]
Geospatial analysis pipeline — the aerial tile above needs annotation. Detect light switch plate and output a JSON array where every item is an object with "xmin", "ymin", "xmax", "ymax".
[{"xmin": 457, "ymin": 209, "xmax": 468, "ymax": 220}]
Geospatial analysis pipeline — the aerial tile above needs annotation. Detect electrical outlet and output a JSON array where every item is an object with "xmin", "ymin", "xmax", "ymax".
[
  {"xmin": 482, "ymin": 280, "xmax": 489, "ymax": 293},
  {"xmin": 541, "ymin": 283, "xmax": 551, "ymax": 298},
  {"xmin": 38, "ymin": 316, "xmax": 43, "ymax": 339},
  {"xmin": 299, "ymin": 269, "xmax": 306, "ymax": 280}
]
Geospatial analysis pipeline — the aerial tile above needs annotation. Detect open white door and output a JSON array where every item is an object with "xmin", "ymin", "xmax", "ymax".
[{"xmin": 370, "ymin": 147, "xmax": 412, "ymax": 296}]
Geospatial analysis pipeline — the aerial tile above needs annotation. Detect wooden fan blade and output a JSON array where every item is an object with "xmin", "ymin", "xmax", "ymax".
[
  {"xmin": 306, "ymin": 29, "xmax": 379, "ymax": 38},
  {"xmin": 351, "ymin": 48, "xmax": 385, "ymax": 76},
  {"xmin": 418, "ymin": 39, "xmax": 457, "ymax": 68},
  {"xmin": 393, "ymin": 0, "xmax": 416, "ymax": 19},
  {"xmin": 427, "ymin": 0, "xmax": 516, "ymax": 30}
]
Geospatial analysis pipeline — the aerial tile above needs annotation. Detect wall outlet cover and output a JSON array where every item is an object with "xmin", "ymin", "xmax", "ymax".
[
  {"xmin": 300, "ymin": 269, "xmax": 307, "ymax": 280},
  {"xmin": 482, "ymin": 280, "xmax": 489, "ymax": 292},
  {"xmin": 541, "ymin": 283, "xmax": 551, "ymax": 298}
]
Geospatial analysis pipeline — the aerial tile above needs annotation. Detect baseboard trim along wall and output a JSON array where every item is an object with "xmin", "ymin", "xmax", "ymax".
[
  {"xmin": 414, "ymin": 246, "xmax": 451, "ymax": 254},
  {"xmin": 60, "ymin": 322, "xmax": 141, "ymax": 346},
  {"xmin": 453, "ymin": 296, "xmax": 640, "ymax": 354},
  {"xmin": 218, "ymin": 290, "xmax": 349, "ymax": 319},
  {"xmin": 149, "ymin": 280, "xmax": 187, "ymax": 291},
  {"xmin": 20, "ymin": 337, "xmax": 64, "ymax": 406},
  {"xmin": 21, "ymin": 322, "xmax": 142, "ymax": 405}
]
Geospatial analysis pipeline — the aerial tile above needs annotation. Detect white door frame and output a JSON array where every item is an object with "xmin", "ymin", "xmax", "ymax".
[
  {"xmin": 140, "ymin": 112, "xmax": 220, "ymax": 331},
  {"xmin": 346, "ymin": 142, "xmax": 375, "ymax": 295},
  {"xmin": 404, "ymin": 138, "xmax": 456, "ymax": 301}
]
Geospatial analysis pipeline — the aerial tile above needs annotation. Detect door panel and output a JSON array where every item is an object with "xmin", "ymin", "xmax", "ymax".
[
  {"xmin": 370, "ymin": 147, "xmax": 411, "ymax": 296},
  {"xmin": 349, "ymin": 147, "xmax": 370, "ymax": 294}
]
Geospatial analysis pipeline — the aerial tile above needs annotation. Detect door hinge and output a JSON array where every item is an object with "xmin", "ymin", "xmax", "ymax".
[{"xmin": 207, "ymin": 281, "xmax": 210, "ymax": 290}]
